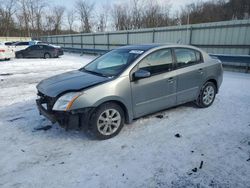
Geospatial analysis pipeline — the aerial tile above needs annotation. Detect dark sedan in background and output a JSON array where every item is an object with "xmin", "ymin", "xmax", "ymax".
[{"xmin": 15, "ymin": 44, "xmax": 64, "ymax": 59}]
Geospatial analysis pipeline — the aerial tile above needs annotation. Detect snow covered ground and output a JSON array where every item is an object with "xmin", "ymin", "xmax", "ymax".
[{"xmin": 0, "ymin": 53, "xmax": 250, "ymax": 188}]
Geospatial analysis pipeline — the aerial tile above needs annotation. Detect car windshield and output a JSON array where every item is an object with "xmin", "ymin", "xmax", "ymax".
[{"xmin": 81, "ymin": 49, "xmax": 144, "ymax": 77}]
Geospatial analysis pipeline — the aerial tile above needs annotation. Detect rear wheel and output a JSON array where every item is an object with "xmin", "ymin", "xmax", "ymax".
[
  {"xmin": 196, "ymin": 82, "xmax": 216, "ymax": 108},
  {"xmin": 44, "ymin": 53, "xmax": 51, "ymax": 59},
  {"xmin": 89, "ymin": 102, "xmax": 124, "ymax": 140}
]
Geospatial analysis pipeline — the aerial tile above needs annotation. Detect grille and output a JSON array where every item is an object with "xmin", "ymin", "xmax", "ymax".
[{"xmin": 37, "ymin": 91, "xmax": 56, "ymax": 111}]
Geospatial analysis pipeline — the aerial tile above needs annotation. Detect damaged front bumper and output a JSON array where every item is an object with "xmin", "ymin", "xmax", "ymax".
[{"xmin": 36, "ymin": 98, "xmax": 94, "ymax": 130}]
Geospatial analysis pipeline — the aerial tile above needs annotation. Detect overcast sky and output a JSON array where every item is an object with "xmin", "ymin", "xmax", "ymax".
[
  {"xmin": 49, "ymin": 0, "xmax": 210, "ymax": 31},
  {"xmin": 51, "ymin": 0, "xmax": 210, "ymax": 15}
]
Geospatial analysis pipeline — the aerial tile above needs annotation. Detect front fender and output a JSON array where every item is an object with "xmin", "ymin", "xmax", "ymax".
[{"xmin": 69, "ymin": 76, "xmax": 134, "ymax": 123}]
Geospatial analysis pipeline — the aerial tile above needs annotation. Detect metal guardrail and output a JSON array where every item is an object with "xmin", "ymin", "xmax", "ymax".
[
  {"xmin": 210, "ymin": 54, "xmax": 250, "ymax": 72},
  {"xmin": 63, "ymin": 47, "xmax": 250, "ymax": 73},
  {"xmin": 41, "ymin": 20, "xmax": 250, "ymax": 56},
  {"xmin": 63, "ymin": 47, "xmax": 107, "ymax": 55}
]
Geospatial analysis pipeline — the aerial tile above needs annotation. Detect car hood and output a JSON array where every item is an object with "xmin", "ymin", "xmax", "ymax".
[{"xmin": 37, "ymin": 70, "xmax": 110, "ymax": 97}]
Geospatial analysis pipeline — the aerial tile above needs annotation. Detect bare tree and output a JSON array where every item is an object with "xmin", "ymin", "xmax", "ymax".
[
  {"xmin": 0, "ymin": 0, "xmax": 17, "ymax": 36},
  {"xmin": 53, "ymin": 6, "xmax": 65, "ymax": 35},
  {"xmin": 17, "ymin": 0, "xmax": 31, "ymax": 36},
  {"xmin": 141, "ymin": 0, "xmax": 171, "ymax": 28},
  {"xmin": 96, "ymin": 3, "xmax": 109, "ymax": 32},
  {"xmin": 112, "ymin": 4, "xmax": 132, "ymax": 30},
  {"xmin": 75, "ymin": 0, "xmax": 95, "ymax": 33},
  {"xmin": 0, "ymin": 0, "xmax": 249, "ymax": 37},
  {"xmin": 43, "ymin": 14, "xmax": 55, "ymax": 35},
  {"xmin": 67, "ymin": 9, "xmax": 75, "ymax": 33},
  {"xmin": 131, "ymin": 0, "xmax": 143, "ymax": 29},
  {"xmin": 27, "ymin": 0, "xmax": 47, "ymax": 36}
]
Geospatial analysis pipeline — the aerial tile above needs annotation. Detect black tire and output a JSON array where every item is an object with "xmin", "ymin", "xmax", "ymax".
[
  {"xmin": 89, "ymin": 102, "xmax": 125, "ymax": 140},
  {"xmin": 16, "ymin": 53, "xmax": 23, "ymax": 58},
  {"xmin": 196, "ymin": 82, "xmax": 216, "ymax": 108},
  {"xmin": 44, "ymin": 53, "xmax": 51, "ymax": 59}
]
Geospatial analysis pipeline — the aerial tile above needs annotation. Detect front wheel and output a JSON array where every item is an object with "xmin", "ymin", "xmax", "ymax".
[
  {"xmin": 16, "ymin": 53, "xmax": 23, "ymax": 58},
  {"xmin": 89, "ymin": 102, "xmax": 124, "ymax": 140},
  {"xmin": 196, "ymin": 82, "xmax": 216, "ymax": 108}
]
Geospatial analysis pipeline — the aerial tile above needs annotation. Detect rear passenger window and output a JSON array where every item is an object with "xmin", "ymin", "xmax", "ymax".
[
  {"xmin": 30, "ymin": 45, "xmax": 39, "ymax": 50},
  {"xmin": 174, "ymin": 48, "xmax": 202, "ymax": 68},
  {"xmin": 139, "ymin": 49, "xmax": 173, "ymax": 75},
  {"xmin": 38, "ymin": 45, "xmax": 44, "ymax": 49}
]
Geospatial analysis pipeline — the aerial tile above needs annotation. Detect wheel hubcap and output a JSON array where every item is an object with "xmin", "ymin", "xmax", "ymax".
[
  {"xmin": 202, "ymin": 85, "xmax": 215, "ymax": 105},
  {"xmin": 97, "ymin": 109, "xmax": 121, "ymax": 136}
]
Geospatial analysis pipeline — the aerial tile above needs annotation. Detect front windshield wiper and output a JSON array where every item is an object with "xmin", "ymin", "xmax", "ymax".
[{"xmin": 81, "ymin": 68, "xmax": 109, "ymax": 77}]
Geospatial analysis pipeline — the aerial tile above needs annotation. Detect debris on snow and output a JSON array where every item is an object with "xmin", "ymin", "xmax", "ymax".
[
  {"xmin": 155, "ymin": 114, "xmax": 164, "ymax": 119},
  {"xmin": 199, "ymin": 161, "xmax": 204, "ymax": 169},
  {"xmin": 8, "ymin": 116, "xmax": 25, "ymax": 122},
  {"xmin": 175, "ymin": 133, "xmax": 181, "ymax": 138},
  {"xmin": 121, "ymin": 145, "xmax": 127, "ymax": 149},
  {"xmin": 0, "ymin": 55, "xmax": 250, "ymax": 188},
  {"xmin": 192, "ymin": 168, "xmax": 198, "ymax": 173},
  {"xmin": 34, "ymin": 125, "xmax": 52, "ymax": 131},
  {"xmin": 0, "ymin": 73, "xmax": 13, "ymax": 76}
]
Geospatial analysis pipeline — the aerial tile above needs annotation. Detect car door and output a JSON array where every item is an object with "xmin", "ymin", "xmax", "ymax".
[
  {"xmin": 25, "ymin": 46, "xmax": 37, "ymax": 57},
  {"xmin": 130, "ymin": 48, "xmax": 177, "ymax": 118},
  {"xmin": 37, "ymin": 45, "xmax": 45, "ymax": 57},
  {"xmin": 174, "ymin": 48, "xmax": 206, "ymax": 104}
]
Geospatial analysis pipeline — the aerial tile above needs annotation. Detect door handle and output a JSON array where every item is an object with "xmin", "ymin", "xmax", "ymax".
[
  {"xmin": 168, "ymin": 77, "xmax": 174, "ymax": 84},
  {"xmin": 198, "ymin": 68, "xmax": 204, "ymax": 74}
]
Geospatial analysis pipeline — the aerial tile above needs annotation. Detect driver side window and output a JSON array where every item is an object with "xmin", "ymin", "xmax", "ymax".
[{"xmin": 138, "ymin": 48, "xmax": 173, "ymax": 75}]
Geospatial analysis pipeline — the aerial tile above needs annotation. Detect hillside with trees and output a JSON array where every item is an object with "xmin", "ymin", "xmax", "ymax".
[{"xmin": 0, "ymin": 0, "xmax": 249, "ymax": 37}]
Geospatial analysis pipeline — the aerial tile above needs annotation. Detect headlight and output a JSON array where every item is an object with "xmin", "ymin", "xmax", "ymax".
[{"xmin": 53, "ymin": 92, "xmax": 82, "ymax": 111}]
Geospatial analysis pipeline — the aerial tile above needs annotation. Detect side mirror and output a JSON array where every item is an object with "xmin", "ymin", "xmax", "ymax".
[{"xmin": 133, "ymin": 69, "xmax": 151, "ymax": 80}]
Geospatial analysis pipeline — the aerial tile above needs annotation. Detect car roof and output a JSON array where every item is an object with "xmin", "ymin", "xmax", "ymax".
[
  {"xmin": 117, "ymin": 43, "xmax": 206, "ymax": 54},
  {"xmin": 117, "ymin": 44, "xmax": 166, "ymax": 51}
]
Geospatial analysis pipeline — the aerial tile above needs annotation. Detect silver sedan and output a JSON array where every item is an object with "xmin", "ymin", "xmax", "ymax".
[{"xmin": 36, "ymin": 44, "xmax": 223, "ymax": 139}]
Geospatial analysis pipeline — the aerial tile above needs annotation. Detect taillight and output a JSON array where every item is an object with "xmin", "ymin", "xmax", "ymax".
[{"xmin": 0, "ymin": 49, "xmax": 5, "ymax": 52}]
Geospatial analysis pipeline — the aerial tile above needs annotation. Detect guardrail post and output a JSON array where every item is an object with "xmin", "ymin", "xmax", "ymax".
[
  {"xmin": 189, "ymin": 26, "xmax": 193, "ymax": 45},
  {"xmin": 107, "ymin": 32, "xmax": 110, "ymax": 50},
  {"xmin": 71, "ymin": 35, "xmax": 73, "ymax": 48},
  {"xmin": 152, "ymin": 29, "xmax": 155, "ymax": 43},
  {"xmin": 127, "ymin": 31, "xmax": 129, "ymax": 45},
  {"xmin": 81, "ymin": 34, "xmax": 83, "ymax": 49},
  {"xmin": 63, "ymin": 36, "xmax": 65, "ymax": 47},
  {"xmin": 93, "ymin": 34, "xmax": 95, "ymax": 49}
]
